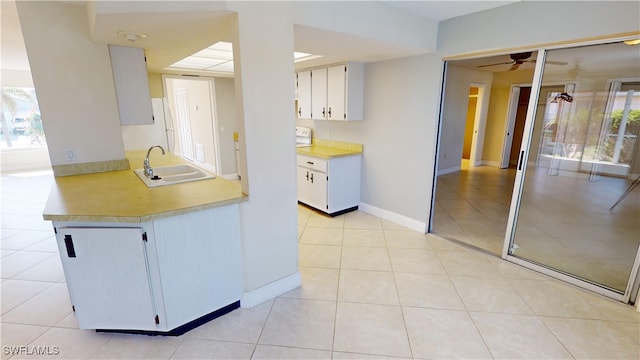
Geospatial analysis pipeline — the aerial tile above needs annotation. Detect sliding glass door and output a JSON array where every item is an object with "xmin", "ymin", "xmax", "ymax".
[{"xmin": 506, "ymin": 41, "xmax": 640, "ymax": 301}]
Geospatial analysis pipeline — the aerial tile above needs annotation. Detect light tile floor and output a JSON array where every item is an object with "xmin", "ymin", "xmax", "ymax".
[
  {"xmin": 433, "ymin": 161, "xmax": 640, "ymax": 292},
  {"xmin": 1, "ymin": 171, "xmax": 639, "ymax": 359}
]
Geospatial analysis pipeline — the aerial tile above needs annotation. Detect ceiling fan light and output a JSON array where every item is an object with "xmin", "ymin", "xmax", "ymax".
[{"xmin": 623, "ymin": 39, "xmax": 640, "ymax": 46}]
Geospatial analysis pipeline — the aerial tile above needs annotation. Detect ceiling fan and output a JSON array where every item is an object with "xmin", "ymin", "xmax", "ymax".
[{"xmin": 477, "ymin": 52, "xmax": 568, "ymax": 71}]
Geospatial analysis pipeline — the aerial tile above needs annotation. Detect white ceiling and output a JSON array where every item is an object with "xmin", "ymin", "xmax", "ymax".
[
  {"xmin": 2, "ymin": 0, "xmax": 521, "ymax": 76},
  {"xmin": 4, "ymin": 1, "xmax": 638, "ymax": 78},
  {"xmin": 379, "ymin": 0, "xmax": 520, "ymax": 21}
]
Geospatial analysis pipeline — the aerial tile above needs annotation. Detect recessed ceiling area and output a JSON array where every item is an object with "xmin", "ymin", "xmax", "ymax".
[
  {"xmin": 166, "ymin": 41, "xmax": 235, "ymax": 74},
  {"xmin": 164, "ymin": 41, "xmax": 323, "ymax": 75}
]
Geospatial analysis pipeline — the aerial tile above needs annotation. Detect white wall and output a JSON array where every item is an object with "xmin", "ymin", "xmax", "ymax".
[
  {"xmin": 121, "ymin": 98, "xmax": 169, "ymax": 152},
  {"xmin": 227, "ymin": 3, "xmax": 299, "ymax": 301},
  {"xmin": 437, "ymin": 1, "xmax": 640, "ymax": 56},
  {"xmin": 16, "ymin": 1, "xmax": 125, "ymax": 167},
  {"xmin": 214, "ymin": 78, "xmax": 239, "ymax": 176},
  {"xmin": 438, "ymin": 65, "xmax": 494, "ymax": 172},
  {"xmin": 2, "ymin": 69, "xmax": 32, "ymax": 87},
  {"xmin": 293, "ymin": 1, "xmax": 437, "ymax": 52}
]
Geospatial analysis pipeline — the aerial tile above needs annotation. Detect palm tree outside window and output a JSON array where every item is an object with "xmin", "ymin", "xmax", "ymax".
[{"xmin": 1, "ymin": 87, "xmax": 45, "ymax": 149}]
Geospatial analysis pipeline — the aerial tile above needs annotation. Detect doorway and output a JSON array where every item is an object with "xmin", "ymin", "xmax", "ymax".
[
  {"xmin": 461, "ymin": 84, "xmax": 487, "ymax": 168},
  {"xmin": 501, "ymin": 87, "xmax": 530, "ymax": 168},
  {"xmin": 432, "ymin": 62, "xmax": 522, "ymax": 256},
  {"xmin": 164, "ymin": 76, "xmax": 221, "ymax": 174},
  {"xmin": 461, "ymin": 87, "xmax": 477, "ymax": 161}
]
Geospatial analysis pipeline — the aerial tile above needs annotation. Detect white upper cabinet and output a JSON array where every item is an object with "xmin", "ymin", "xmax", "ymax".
[
  {"xmin": 108, "ymin": 45, "xmax": 154, "ymax": 125},
  {"xmin": 296, "ymin": 71, "xmax": 312, "ymax": 119},
  {"xmin": 311, "ymin": 68, "xmax": 327, "ymax": 120},
  {"xmin": 327, "ymin": 65, "xmax": 347, "ymax": 120},
  {"xmin": 296, "ymin": 62, "xmax": 364, "ymax": 121}
]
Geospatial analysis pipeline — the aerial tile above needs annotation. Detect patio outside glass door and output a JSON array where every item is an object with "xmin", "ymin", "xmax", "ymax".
[{"xmin": 505, "ymin": 41, "xmax": 640, "ymax": 302}]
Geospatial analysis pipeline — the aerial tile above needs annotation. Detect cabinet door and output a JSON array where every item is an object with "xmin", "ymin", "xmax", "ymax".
[
  {"xmin": 311, "ymin": 68, "xmax": 327, "ymax": 119},
  {"xmin": 309, "ymin": 169, "xmax": 328, "ymax": 211},
  {"xmin": 109, "ymin": 45, "xmax": 154, "ymax": 125},
  {"xmin": 56, "ymin": 227, "xmax": 158, "ymax": 330},
  {"xmin": 327, "ymin": 65, "xmax": 346, "ymax": 120},
  {"xmin": 296, "ymin": 71, "xmax": 312, "ymax": 119},
  {"xmin": 297, "ymin": 166, "xmax": 328, "ymax": 211},
  {"xmin": 297, "ymin": 166, "xmax": 313, "ymax": 207}
]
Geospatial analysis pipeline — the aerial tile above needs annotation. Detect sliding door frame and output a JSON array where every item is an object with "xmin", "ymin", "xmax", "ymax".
[{"xmin": 501, "ymin": 45, "xmax": 640, "ymax": 305}]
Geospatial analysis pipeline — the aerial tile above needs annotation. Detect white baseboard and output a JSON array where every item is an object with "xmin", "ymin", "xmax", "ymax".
[
  {"xmin": 241, "ymin": 271, "xmax": 301, "ymax": 308},
  {"xmin": 221, "ymin": 173, "xmax": 240, "ymax": 181},
  {"xmin": 437, "ymin": 166, "xmax": 460, "ymax": 175},
  {"xmin": 481, "ymin": 160, "xmax": 501, "ymax": 167},
  {"xmin": 359, "ymin": 202, "xmax": 427, "ymax": 233}
]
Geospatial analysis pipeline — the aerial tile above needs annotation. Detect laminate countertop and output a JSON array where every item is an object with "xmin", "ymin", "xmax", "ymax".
[
  {"xmin": 43, "ymin": 150, "xmax": 247, "ymax": 223},
  {"xmin": 296, "ymin": 139, "xmax": 363, "ymax": 159}
]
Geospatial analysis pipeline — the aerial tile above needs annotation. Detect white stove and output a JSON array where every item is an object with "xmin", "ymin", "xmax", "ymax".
[{"xmin": 296, "ymin": 126, "xmax": 312, "ymax": 147}]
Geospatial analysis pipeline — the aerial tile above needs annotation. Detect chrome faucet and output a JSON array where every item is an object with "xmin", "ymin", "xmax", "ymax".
[{"xmin": 144, "ymin": 145, "xmax": 165, "ymax": 178}]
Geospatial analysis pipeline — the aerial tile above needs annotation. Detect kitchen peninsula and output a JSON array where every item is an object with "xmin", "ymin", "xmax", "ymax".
[{"xmin": 43, "ymin": 150, "xmax": 247, "ymax": 335}]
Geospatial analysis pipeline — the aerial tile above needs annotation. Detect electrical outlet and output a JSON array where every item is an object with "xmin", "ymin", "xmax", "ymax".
[{"xmin": 66, "ymin": 147, "xmax": 76, "ymax": 161}]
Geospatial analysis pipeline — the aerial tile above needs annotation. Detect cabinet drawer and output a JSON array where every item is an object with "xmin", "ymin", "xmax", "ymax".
[{"xmin": 297, "ymin": 155, "xmax": 327, "ymax": 172}]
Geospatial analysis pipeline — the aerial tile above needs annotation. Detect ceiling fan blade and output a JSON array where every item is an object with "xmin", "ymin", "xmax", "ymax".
[
  {"xmin": 477, "ymin": 61, "xmax": 514, "ymax": 68},
  {"xmin": 527, "ymin": 59, "xmax": 568, "ymax": 66},
  {"xmin": 509, "ymin": 63, "xmax": 521, "ymax": 71},
  {"xmin": 546, "ymin": 60, "xmax": 569, "ymax": 66}
]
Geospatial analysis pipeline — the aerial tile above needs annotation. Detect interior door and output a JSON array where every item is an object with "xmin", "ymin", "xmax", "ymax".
[
  {"xmin": 504, "ymin": 43, "xmax": 640, "ymax": 302},
  {"xmin": 174, "ymin": 87, "xmax": 194, "ymax": 160},
  {"xmin": 500, "ymin": 86, "xmax": 520, "ymax": 168}
]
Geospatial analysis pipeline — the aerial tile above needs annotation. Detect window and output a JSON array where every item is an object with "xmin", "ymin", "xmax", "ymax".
[{"xmin": 1, "ymin": 87, "xmax": 46, "ymax": 150}]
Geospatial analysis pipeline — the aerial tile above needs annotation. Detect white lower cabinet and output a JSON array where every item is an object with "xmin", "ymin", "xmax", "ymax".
[
  {"xmin": 54, "ymin": 205, "xmax": 242, "ymax": 334},
  {"xmin": 56, "ymin": 227, "xmax": 158, "ymax": 331},
  {"xmin": 297, "ymin": 154, "xmax": 361, "ymax": 215},
  {"xmin": 297, "ymin": 165, "xmax": 328, "ymax": 212}
]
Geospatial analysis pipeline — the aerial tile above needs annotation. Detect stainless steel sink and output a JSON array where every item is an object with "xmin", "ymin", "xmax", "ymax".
[{"xmin": 134, "ymin": 164, "xmax": 215, "ymax": 187}]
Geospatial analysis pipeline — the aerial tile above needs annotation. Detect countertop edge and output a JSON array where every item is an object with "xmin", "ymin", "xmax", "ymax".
[
  {"xmin": 296, "ymin": 147, "xmax": 363, "ymax": 159},
  {"xmin": 44, "ymin": 194, "xmax": 249, "ymax": 223}
]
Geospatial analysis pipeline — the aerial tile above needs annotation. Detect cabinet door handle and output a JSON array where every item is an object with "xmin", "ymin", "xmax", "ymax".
[
  {"xmin": 298, "ymin": 108, "xmax": 301, "ymax": 116},
  {"xmin": 328, "ymin": 107, "xmax": 332, "ymax": 117},
  {"xmin": 322, "ymin": 107, "xmax": 325, "ymax": 117},
  {"xmin": 306, "ymin": 171, "xmax": 309, "ymax": 181},
  {"xmin": 64, "ymin": 234, "xmax": 76, "ymax": 258},
  {"xmin": 310, "ymin": 172, "xmax": 314, "ymax": 183},
  {"xmin": 307, "ymin": 161, "xmax": 314, "ymax": 165}
]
